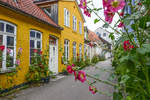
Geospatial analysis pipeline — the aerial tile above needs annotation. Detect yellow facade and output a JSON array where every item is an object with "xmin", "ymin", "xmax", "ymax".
[
  {"xmin": 0, "ymin": 6, "xmax": 61, "ymax": 89},
  {"xmin": 0, "ymin": 0, "xmax": 84, "ymax": 90},
  {"xmin": 58, "ymin": 0, "xmax": 85, "ymax": 71}
]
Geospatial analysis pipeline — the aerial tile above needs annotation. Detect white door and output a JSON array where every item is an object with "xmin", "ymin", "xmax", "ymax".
[{"xmin": 49, "ymin": 36, "xmax": 58, "ymax": 74}]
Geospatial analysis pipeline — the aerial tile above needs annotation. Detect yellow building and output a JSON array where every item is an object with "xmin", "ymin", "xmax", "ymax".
[{"xmin": 0, "ymin": 0, "xmax": 85, "ymax": 90}]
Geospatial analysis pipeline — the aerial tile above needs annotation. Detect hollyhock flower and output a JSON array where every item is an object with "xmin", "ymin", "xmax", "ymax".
[
  {"xmin": 72, "ymin": 64, "xmax": 75, "ymax": 67},
  {"xmin": 16, "ymin": 60, "xmax": 20, "ymax": 65},
  {"xmin": 129, "ymin": 45, "xmax": 134, "ymax": 49},
  {"xmin": 79, "ymin": 0, "xmax": 87, "ymax": 9},
  {"xmin": 39, "ymin": 51, "xmax": 42, "ymax": 55},
  {"xmin": 102, "ymin": 0, "xmax": 111, "ymax": 9},
  {"xmin": 33, "ymin": 49, "xmax": 37, "ymax": 53},
  {"xmin": 118, "ymin": 22, "xmax": 124, "ymax": 28},
  {"xmin": 89, "ymin": 86, "xmax": 97, "ymax": 94},
  {"xmin": 77, "ymin": 70, "xmax": 86, "ymax": 83},
  {"xmin": 123, "ymin": 40, "xmax": 134, "ymax": 51},
  {"xmin": 67, "ymin": 65, "xmax": 73, "ymax": 74},
  {"xmin": 108, "ymin": 0, "xmax": 126, "ymax": 12},
  {"xmin": 0, "ymin": 45, "xmax": 5, "ymax": 51},
  {"xmin": 18, "ymin": 48, "xmax": 22, "ymax": 53},
  {"xmin": 104, "ymin": 9, "xmax": 115, "ymax": 24},
  {"xmin": 120, "ymin": 12, "xmax": 124, "ymax": 16},
  {"xmin": 84, "ymin": 9, "xmax": 91, "ymax": 17},
  {"xmin": 7, "ymin": 48, "xmax": 11, "ymax": 53}
]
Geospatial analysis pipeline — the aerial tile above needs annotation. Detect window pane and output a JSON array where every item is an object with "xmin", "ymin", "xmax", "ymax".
[
  {"xmin": 6, "ymin": 24, "xmax": 14, "ymax": 33},
  {"xmin": 30, "ymin": 49, "xmax": 34, "ymax": 56},
  {"xmin": 36, "ymin": 33, "xmax": 41, "ymax": 39},
  {"xmin": 0, "ymin": 23, "xmax": 4, "ymax": 32},
  {"xmin": 6, "ymin": 47, "xmax": 14, "ymax": 67},
  {"xmin": 0, "ymin": 35, "xmax": 3, "ymax": 45},
  {"xmin": 30, "ymin": 31, "xmax": 35, "ymax": 38},
  {"xmin": 7, "ymin": 36, "xmax": 14, "ymax": 46},
  {"xmin": 30, "ymin": 40, "xmax": 35, "ymax": 48},
  {"xmin": 37, "ymin": 41, "xmax": 41, "ymax": 48}
]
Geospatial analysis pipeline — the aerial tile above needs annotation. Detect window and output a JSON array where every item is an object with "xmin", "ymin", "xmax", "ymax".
[
  {"xmin": 79, "ymin": 21, "xmax": 82, "ymax": 34},
  {"xmin": 64, "ymin": 8, "xmax": 70, "ymax": 27},
  {"xmin": 44, "ymin": 7, "xmax": 52, "ymax": 17},
  {"xmin": 0, "ymin": 21, "xmax": 16, "ymax": 70},
  {"xmin": 73, "ymin": 42, "xmax": 76, "ymax": 59},
  {"xmin": 73, "ymin": 16, "xmax": 77, "ymax": 31},
  {"xmin": 30, "ymin": 30, "xmax": 42, "ymax": 64},
  {"xmin": 79, "ymin": 44, "xmax": 82, "ymax": 60},
  {"xmin": 64, "ymin": 40, "xmax": 69, "ymax": 60},
  {"xmin": 103, "ymin": 33, "xmax": 106, "ymax": 37}
]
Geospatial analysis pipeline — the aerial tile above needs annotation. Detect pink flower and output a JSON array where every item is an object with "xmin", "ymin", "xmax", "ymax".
[
  {"xmin": 33, "ymin": 49, "xmax": 37, "ymax": 53},
  {"xmin": 0, "ymin": 45, "xmax": 5, "ymax": 51},
  {"xmin": 118, "ymin": 22, "xmax": 124, "ymax": 28},
  {"xmin": 18, "ymin": 48, "xmax": 22, "ymax": 53},
  {"xmin": 7, "ymin": 48, "xmax": 11, "ymax": 53},
  {"xmin": 103, "ymin": 0, "xmax": 111, "ymax": 9},
  {"xmin": 108, "ymin": 0, "xmax": 126, "ymax": 12},
  {"xmin": 79, "ymin": 0, "xmax": 87, "ymax": 9},
  {"xmin": 72, "ymin": 64, "xmax": 75, "ymax": 67},
  {"xmin": 104, "ymin": 9, "xmax": 115, "ymax": 24},
  {"xmin": 16, "ymin": 60, "xmax": 20, "ymax": 65},
  {"xmin": 77, "ymin": 71, "xmax": 86, "ymax": 83},
  {"xmin": 84, "ymin": 9, "xmax": 91, "ymax": 17},
  {"xmin": 67, "ymin": 65, "xmax": 74, "ymax": 74},
  {"xmin": 89, "ymin": 86, "xmax": 97, "ymax": 94}
]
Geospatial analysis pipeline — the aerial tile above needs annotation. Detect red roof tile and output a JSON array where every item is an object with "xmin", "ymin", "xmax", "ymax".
[
  {"xmin": 0, "ymin": 0, "xmax": 60, "ymax": 28},
  {"xmin": 88, "ymin": 29, "xmax": 100, "ymax": 42}
]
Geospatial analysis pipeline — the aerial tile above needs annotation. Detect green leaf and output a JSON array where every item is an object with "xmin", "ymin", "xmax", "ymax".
[
  {"xmin": 109, "ymin": 33, "xmax": 115, "ymax": 40},
  {"xmin": 94, "ymin": 19, "xmax": 100, "ymax": 24},
  {"xmin": 103, "ymin": 23, "xmax": 109, "ymax": 28},
  {"xmin": 113, "ymin": 92, "xmax": 123, "ymax": 100}
]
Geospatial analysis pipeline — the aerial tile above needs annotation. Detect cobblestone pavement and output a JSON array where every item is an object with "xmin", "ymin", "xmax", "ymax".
[{"xmin": 0, "ymin": 59, "xmax": 113, "ymax": 100}]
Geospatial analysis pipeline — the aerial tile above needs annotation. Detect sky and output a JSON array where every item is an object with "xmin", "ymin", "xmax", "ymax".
[{"xmin": 80, "ymin": 0, "xmax": 120, "ymax": 33}]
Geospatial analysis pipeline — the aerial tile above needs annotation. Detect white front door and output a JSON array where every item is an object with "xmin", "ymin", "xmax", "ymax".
[{"xmin": 49, "ymin": 36, "xmax": 58, "ymax": 74}]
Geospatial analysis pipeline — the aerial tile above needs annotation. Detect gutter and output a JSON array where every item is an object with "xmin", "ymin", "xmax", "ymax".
[{"xmin": 0, "ymin": 1, "xmax": 63, "ymax": 30}]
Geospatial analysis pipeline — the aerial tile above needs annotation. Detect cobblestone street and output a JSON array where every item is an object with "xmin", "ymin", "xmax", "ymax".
[{"xmin": 1, "ymin": 60, "xmax": 113, "ymax": 100}]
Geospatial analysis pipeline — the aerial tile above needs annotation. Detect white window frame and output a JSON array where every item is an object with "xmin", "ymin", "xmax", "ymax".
[
  {"xmin": 73, "ymin": 42, "xmax": 76, "ymax": 59},
  {"xmin": 64, "ymin": 39, "xmax": 69, "ymax": 60},
  {"xmin": 29, "ymin": 30, "xmax": 42, "ymax": 64},
  {"xmin": 64, "ymin": 8, "xmax": 70, "ymax": 27},
  {"xmin": 79, "ymin": 21, "xmax": 82, "ymax": 34},
  {"xmin": 0, "ymin": 20, "xmax": 17, "ymax": 70},
  {"xmin": 79, "ymin": 44, "xmax": 82, "ymax": 59},
  {"xmin": 73, "ymin": 16, "xmax": 77, "ymax": 31}
]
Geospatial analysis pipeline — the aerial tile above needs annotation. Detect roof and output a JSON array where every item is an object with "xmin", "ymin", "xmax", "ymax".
[
  {"xmin": 0, "ymin": 0, "xmax": 63, "ymax": 30},
  {"xmin": 88, "ymin": 29, "xmax": 100, "ymax": 42}
]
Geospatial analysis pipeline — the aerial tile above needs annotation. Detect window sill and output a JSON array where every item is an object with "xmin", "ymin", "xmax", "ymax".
[
  {"xmin": 64, "ymin": 25, "xmax": 70, "ymax": 29},
  {"xmin": 0, "ymin": 68, "xmax": 16, "ymax": 74}
]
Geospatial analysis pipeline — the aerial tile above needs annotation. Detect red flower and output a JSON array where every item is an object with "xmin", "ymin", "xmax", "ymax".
[
  {"xmin": 89, "ymin": 86, "xmax": 97, "ymax": 94},
  {"xmin": 0, "ymin": 45, "xmax": 5, "ymax": 51},
  {"xmin": 72, "ymin": 64, "xmax": 75, "ymax": 67},
  {"xmin": 120, "ymin": 12, "xmax": 124, "ymax": 16},
  {"xmin": 67, "ymin": 65, "xmax": 74, "ymax": 74},
  {"xmin": 118, "ymin": 22, "xmax": 124, "ymax": 28},
  {"xmin": 33, "ymin": 49, "xmax": 37, "ymax": 53},
  {"xmin": 138, "ymin": 3, "xmax": 142, "ymax": 6},
  {"xmin": 39, "ymin": 51, "xmax": 42, "ymax": 55},
  {"xmin": 79, "ymin": 0, "xmax": 87, "ymax": 10},
  {"xmin": 123, "ymin": 40, "xmax": 134, "ymax": 51},
  {"xmin": 84, "ymin": 9, "xmax": 91, "ymax": 17},
  {"xmin": 77, "ymin": 71, "xmax": 86, "ymax": 83}
]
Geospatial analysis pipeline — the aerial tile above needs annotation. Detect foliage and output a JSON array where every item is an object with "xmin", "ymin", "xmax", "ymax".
[
  {"xmin": 26, "ymin": 49, "xmax": 52, "ymax": 83},
  {"xmin": 78, "ymin": 0, "xmax": 150, "ymax": 99}
]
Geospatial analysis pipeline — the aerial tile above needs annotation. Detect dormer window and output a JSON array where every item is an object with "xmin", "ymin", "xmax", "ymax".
[{"xmin": 44, "ymin": 7, "xmax": 52, "ymax": 17}]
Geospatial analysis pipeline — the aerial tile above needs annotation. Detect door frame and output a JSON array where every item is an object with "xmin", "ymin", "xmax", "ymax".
[{"xmin": 49, "ymin": 35, "xmax": 58, "ymax": 74}]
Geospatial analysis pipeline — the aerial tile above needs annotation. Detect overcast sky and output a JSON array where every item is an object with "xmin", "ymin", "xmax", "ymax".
[{"xmin": 81, "ymin": 0, "xmax": 120, "ymax": 32}]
